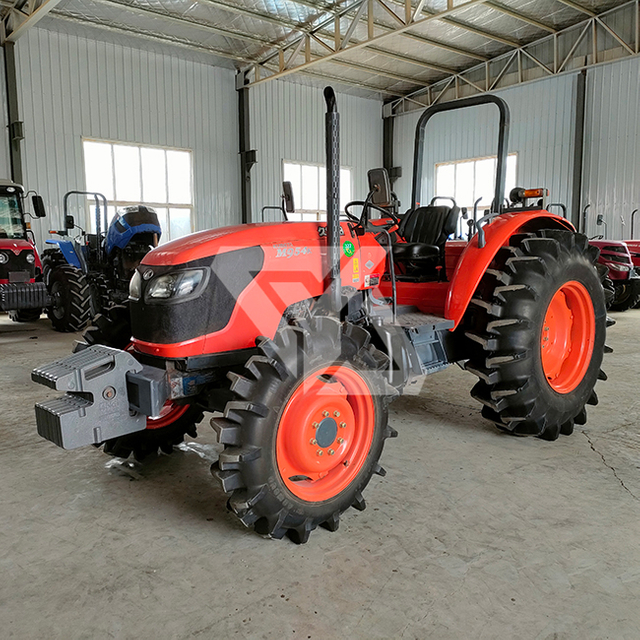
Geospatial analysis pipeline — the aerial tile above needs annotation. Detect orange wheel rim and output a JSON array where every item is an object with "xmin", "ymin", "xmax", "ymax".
[
  {"xmin": 541, "ymin": 280, "xmax": 595, "ymax": 394},
  {"xmin": 276, "ymin": 365, "xmax": 375, "ymax": 502},
  {"xmin": 125, "ymin": 341, "xmax": 189, "ymax": 429}
]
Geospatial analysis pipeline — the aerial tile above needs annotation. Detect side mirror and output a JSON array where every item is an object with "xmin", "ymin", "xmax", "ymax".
[
  {"xmin": 282, "ymin": 181, "xmax": 295, "ymax": 213},
  {"xmin": 461, "ymin": 207, "xmax": 468, "ymax": 220},
  {"xmin": 65, "ymin": 215, "xmax": 75, "ymax": 230},
  {"xmin": 368, "ymin": 168, "xmax": 391, "ymax": 207},
  {"xmin": 596, "ymin": 214, "xmax": 604, "ymax": 226},
  {"xmin": 31, "ymin": 195, "xmax": 46, "ymax": 218}
]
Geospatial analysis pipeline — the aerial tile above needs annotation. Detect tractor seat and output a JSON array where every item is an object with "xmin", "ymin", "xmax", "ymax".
[
  {"xmin": 392, "ymin": 242, "xmax": 440, "ymax": 261},
  {"xmin": 391, "ymin": 205, "xmax": 460, "ymax": 268}
]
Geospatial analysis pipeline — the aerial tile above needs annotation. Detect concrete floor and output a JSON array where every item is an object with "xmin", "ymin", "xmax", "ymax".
[{"xmin": 1, "ymin": 311, "xmax": 639, "ymax": 640}]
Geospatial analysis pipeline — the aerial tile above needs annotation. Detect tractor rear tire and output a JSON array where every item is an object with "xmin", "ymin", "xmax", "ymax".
[
  {"xmin": 83, "ymin": 303, "xmax": 204, "ymax": 461},
  {"xmin": 46, "ymin": 264, "xmax": 93, "ymax": 332},
  {"xmin": 211, "ymin": 316, "xmax": 397, "ymax": 543},
  {"xmin": 8, "ymin": 308, "xmax": 41, "ymax": 322},
  {"xmin": 609, "ymin": 282, "xmax": 640, "ymax": 312},
  {"xmin": 464, "ymin": 229, "xmax": 607, "ymax": 441}
]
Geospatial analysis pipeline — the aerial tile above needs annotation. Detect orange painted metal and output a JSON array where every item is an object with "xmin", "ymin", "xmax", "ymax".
[
  {"xmin": 445, "ymin": 211, "xmax": 573, "ymax": 328},
  {"xmin": 275, "ymin": 365, "xmax": 375, "ymax": 502},
  {"xmin": 541, "ymin": 281, "xmax": 595, "ymax": 394}
]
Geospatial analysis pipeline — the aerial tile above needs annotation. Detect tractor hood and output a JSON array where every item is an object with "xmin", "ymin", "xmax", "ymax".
[
  {"xmin": 0, "ymin": 238, "xmax": 32, "ymax": 252},
  {"xmin": 141, "ymin": 222, "xmax": 323, "ymax": 267}
]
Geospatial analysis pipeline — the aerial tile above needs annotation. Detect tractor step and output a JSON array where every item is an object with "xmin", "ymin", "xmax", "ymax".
[
  {"xmin": 32, "ymin": 345, "xmax": 147, "ymax": 449},
  {"xmin": 371, "ymin": 306, "xmax": 453, "ymax": 380}
]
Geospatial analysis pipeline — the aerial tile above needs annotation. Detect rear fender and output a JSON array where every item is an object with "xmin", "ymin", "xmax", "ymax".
[
  {"xmin": 45, "ymin": 239, "xmax": 83, "ymax": 270},
  {"xmin": 445, "ymin": 211, "xmax": 574, "ymax": 328}
]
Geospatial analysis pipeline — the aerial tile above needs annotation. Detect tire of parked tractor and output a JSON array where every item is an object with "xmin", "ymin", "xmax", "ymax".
[
  {"xmin": 210, "ymin": 316, "xmax": 398, "ymax": 544},
  {"xmin": 41, "ymin": 248, "xmax": 67, "ymax": 286},
  {"xmin": 46, "ymin": 264, "xmax": 93, "ymax": 332},
  {"xmin": 609, "ymin": 283, "xmax": 640, "ymax": 312},
  {"xmin": 464, "ymin": 229, "xmax": 608, "ymax": 441},
  {"xmin": 83, "ymin": 303, "xmax": 204, "ymax": 461},
  {"xmin": 8, "ymin": 308, "xmax": 41, "ymax": 322}
]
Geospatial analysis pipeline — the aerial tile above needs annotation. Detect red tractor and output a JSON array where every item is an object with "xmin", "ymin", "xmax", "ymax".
[
  {"xmin": 0, "ymin": 180, "xmax": 49, "ymax": 322},
  {"xmin": 586, "ymin": 206, "xmax": 640, "ymax": 311},
  {"xmin": 33, "ymin": 89, "xmax": 608, "ymax": 543}
]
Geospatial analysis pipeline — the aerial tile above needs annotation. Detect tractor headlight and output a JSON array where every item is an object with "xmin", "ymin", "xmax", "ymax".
[
  {"xmin": 608, "ymin": 263, "xmax": 630, "ymax": 272},
  {"xmin": 0, "ymin": 252, "xmax": 8, "ymax": 264},
  {"xmin": 129, "ymin": 270, "xmax": 142, "ymax": 300},
  {"xmin": 145, "ymin": 269, "xmax": 205, "ymax": 301},
  {"xmin": 25, "ymin": 252, "xmax": 35, "ymax": 264}
]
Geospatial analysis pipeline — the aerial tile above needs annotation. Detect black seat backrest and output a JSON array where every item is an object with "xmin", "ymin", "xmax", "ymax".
[{"xmin": 398, "ymin": 205, "xmax": 460, "ymax": 248}]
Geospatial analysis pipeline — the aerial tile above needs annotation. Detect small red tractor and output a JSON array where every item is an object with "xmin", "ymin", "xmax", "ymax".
[
  {"xmin": 33, "ymin": 89, "xmax": 608, "ymax": 543},
  {"xmin": 585, "ymin": 206, "xmax": 640, "ymax": 311},
  {"xmin": 0, "ymin": 180, "xmax": 49, "ymax": 322}
]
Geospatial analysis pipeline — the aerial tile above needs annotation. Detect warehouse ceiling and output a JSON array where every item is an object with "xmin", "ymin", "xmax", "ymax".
[{"xmin": 1, "ymin": 0, "xmax": 637, "ymax": 104}]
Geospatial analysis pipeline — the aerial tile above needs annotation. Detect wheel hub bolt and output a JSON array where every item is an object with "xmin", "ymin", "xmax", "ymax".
[
  {"xmin": 310, "ymin": 439, "xmax": 317, "ymax": 445},
  {"xmin": 344, "ymin": 460, "xmax": 349, "ymax": 467},
  {"xmin": 317, "ymin": 450, "xmax": 323, "ymax": 456},
  {"xmin": 340, "ymin": 422, "xmax": 346, "ymax": 429},
  {"xmin": 322, "ymin": 410, "xmax": 329, "ymax": 417},
  {"xmin": 334, "ymin": 411, "xmax": 340, "ymax": 417},
  {"xmin": 328, "ymin": 449, "xmax": 335, "ymax": 456},
  {"xmin": 312, "ymin": 422, "xmax": 318, "ymax": 428},
  {"xmin": 337, "ymin": 437, "xmax": 344, "ymax": 444}
]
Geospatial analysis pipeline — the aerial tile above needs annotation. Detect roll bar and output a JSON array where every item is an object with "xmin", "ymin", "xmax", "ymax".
[{"xmin": 411, "ymin": 95, "xmax": 510, "ymax": 214}]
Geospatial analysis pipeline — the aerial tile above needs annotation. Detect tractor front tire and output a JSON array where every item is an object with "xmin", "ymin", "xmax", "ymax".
[
  {"xmin": 609, "ymin": 282, "xmax": 640, "ymax": 312},
  {"xmin": 211, "ymin": 316, "xmax": 397, "ymax": 543},
  {"xmin": 46, "ymin": 264, "xmax": 93, "ymax": 332},
  {"xmin": 465, "ymin": 229, "xmax": 607, "ymax": 441},
  {"xmin": 83, "ymin": 303, "xmax": 204, "ymax": 461}
]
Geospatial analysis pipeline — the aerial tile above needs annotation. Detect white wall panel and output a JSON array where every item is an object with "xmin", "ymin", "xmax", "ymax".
[
  {"xmin": 392, "ymin": 75, "xmax": 577, "ymax": 216},
  {"xmin": 250, "ymin": 80, "xmax": 383, "ymax": 221},
  {"xmin": 583, "ymin": 57, "xmax": 640, "ymax": 240},
  {"xmin": 15, "ymin": 28, "xmax": 240, "ymax": 248}
]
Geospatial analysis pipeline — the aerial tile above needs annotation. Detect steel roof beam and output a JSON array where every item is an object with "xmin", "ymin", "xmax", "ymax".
[
  {"xmin": 92, "ymin": 0, "xmax": 274, "ymax": 48},
  {"xmin": 555, "ymin": 0, "xmax": 596, "ymax": 18},
  {"xmin": 248, "ymin": 0, "xmax": 490, "ymax": 85},
  {"xmin": 2, "ymin": 0, "xmax": 63, "ymax": 42},
  {"xmin": 484, "ymin": 0, "xmax": 557, "ymax": 33},
  {"xmin": 391, "ymin": 0, "xmax": 640, "ymax": 116}
]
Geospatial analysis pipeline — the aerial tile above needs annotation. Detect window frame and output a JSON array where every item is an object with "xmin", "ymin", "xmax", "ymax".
[
  {"xmin": 434, "ymin": 152, "xmax": 518, "ymax": 213},
  {"xmin": 282, "ymin": 159, "xmax": 353, "ymax": 222},
  {"xmin": 81, "ymin": 138, "xmax": 195, "ymax": 242}
]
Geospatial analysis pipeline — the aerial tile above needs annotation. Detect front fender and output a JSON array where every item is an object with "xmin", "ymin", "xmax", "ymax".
[
  {"xmin": 45, "ymin": 239, "xmax": 83, "ymax": 270},
  {"xmin": 445, "ymin": 211, "xmax": 574, "ymax": 328}
]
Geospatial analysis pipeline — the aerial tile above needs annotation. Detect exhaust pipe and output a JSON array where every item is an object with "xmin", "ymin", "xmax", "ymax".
[{"xmin": 324, "ymin": 87, "xmax": 341, "ymax": 316}]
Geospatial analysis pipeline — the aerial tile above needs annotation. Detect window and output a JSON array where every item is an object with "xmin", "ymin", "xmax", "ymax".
[
  {"xmin": 283, "ymin": 161, "xmax": 352, "ymax": 221},
  {"xmin": 435, "ymin": 153, "xmax": 518, "ymax": 227},
  {"xmin": 82, "ymin": 140, "xmax": 194, "ymax": 243}
]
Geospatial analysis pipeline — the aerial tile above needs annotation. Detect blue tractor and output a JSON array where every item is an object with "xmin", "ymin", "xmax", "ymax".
[{"xmin": 43, "ymin": 191, "xmax": 162, "ymax": 332}]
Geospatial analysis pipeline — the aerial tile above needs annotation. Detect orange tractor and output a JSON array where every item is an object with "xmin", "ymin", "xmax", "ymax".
[{"xmin": 33, "ymin": 89, "xmax": 607, "ymax": 543}]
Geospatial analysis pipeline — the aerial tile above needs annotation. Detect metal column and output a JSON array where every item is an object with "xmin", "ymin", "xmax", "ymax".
[
  {"xmin": 571, "ymin": 70, "xmax": 587, "ymax": 231},
  {"xmin": 3, "ymin": 42, "xmax": 23, "ymax": 185},
  {"xmin": 382, "ymin": 100, "xmax": 401, "ymax": 188},
  {"xmin": 237, "ymin": 72, "xmax": 256, "ymax": 224}
]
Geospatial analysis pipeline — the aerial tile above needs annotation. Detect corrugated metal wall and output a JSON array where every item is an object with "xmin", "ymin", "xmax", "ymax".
[
  {"xmin": 583, "ymin": 56, "xmax": 640, "ymax": 240},
  {"xmin": 250, "ymin": 80, "xmax": 383, "ymax": 222},
  {"xmin": 393, "ymin": 74, "xmax": 577, "ymax": 216},
  {"xmin": 14, "ymin": 27, "xmax": 240, "ymax": 249}
]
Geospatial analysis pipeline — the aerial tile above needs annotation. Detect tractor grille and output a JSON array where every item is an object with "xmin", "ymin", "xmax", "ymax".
[
  {"xmin": 605, "ymin": 253, "xmax": 631, "ymax": 265},
  {"xmin": 0, "ymin": 249, "xmax": 36, "ymax": 281}
]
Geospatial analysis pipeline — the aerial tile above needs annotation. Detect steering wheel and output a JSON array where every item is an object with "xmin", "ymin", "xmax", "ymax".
[{"xmin": 344, "ymin": 201, "xmax": 401, "ymax": 227}]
